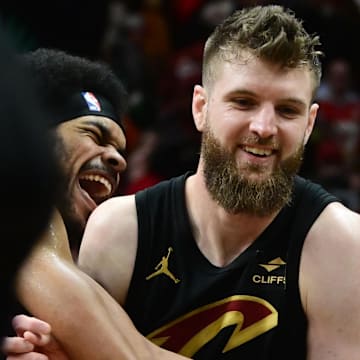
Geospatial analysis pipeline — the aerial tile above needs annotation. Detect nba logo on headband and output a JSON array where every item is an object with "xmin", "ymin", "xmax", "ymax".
[{"xmin": 81, "ymin": 91, "xmax": 101, "ymax": 111}]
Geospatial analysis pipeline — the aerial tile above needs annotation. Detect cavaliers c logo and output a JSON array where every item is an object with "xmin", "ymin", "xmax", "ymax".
[{"xmin": 147, "ymin": 295, "xmax": 277, "ymax": 357}]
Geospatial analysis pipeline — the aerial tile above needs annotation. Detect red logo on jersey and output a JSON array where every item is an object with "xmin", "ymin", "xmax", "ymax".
[{"xmin": 147, "ymin": 295, "xmax": 277, "ymax": 357}]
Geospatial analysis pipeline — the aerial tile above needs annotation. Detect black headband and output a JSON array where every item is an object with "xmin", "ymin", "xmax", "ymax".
[{"xmin": 50, "ymin": 91, "xmax": 124, "ymax": 132}]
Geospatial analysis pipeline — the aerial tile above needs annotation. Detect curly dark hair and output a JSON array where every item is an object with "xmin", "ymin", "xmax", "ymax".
[{"xmin": 21, "ymin": 48, "xmax": 128, "ymax": 126}]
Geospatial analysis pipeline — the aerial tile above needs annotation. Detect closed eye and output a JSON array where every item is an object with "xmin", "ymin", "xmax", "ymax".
[
  {"xmin": 87, "ymin": 129, "xmax": 126, "ymax": 157},
  {"xmin": 80, "ymin": 127, "xmax": 101, "ymax": 142},
  {"xmin": 85, "ymin": 129, "xmax": 104, "ymax": 145},
  {"xmin": 82, "ymin": 122, "xmax": 126, "ymax": 155}
]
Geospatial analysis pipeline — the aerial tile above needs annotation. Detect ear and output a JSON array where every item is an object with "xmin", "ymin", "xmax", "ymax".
[
  {"xmin": 304, "ymin": 103, "xmax": 319, "ymax": 145},
  {"xmin": 192, "ymin": 85, "xmax": 207, "ymax": 132}
]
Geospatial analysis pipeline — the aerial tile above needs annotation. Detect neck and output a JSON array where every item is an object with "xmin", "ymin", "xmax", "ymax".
[{"xmin": 185, "ymin": 172, "xmax": 280, "ymax": 267}]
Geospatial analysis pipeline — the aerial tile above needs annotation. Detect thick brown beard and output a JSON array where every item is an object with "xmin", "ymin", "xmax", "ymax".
[{"xmin": 201, "ymin": 127, "xmax": 304, "ymax": 216}]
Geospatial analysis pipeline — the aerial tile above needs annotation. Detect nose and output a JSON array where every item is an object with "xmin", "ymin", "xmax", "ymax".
[
  {"xmin": 249, "ymin": 105, "xmax": 277, "ymax": 138},
  {"xmin": 102, "ymin": 146, "xmax": 127, "ymax": 173}
]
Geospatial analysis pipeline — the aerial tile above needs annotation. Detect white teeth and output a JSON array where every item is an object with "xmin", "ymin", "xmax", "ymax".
[
  {"xmin": 80, "ymin": 174, "xmax": 112, "ymax": 195},
  {"xmin": 244, "ymin": 146, "xmax": 272, "ymax": 156}
]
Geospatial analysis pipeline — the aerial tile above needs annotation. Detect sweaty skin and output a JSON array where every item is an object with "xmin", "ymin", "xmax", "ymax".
[{"xmin": 14, "ymin": 209, "xmax": 189, "ymax": 360}]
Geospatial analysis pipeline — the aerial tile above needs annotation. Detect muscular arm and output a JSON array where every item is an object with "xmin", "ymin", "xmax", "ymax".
[
  {"xmin": 16, "ymin": 208, "xmax": 189, "ymax": 360},
  {"xmin": 300, "ymin": 202, "xmax": 360, "ymax": 359},
  {"xmin": 78, "ymin": 195, "xmax": 138, "ymax": 305}
]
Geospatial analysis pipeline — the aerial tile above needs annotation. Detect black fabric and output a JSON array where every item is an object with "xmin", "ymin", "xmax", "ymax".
[
  {"xmin": 126, "ymin": 173, "xmax": 339, "ymax": 359},
  {"xmin": 50, "ymin": 91, "xmax": 124, "ymax": 131}
]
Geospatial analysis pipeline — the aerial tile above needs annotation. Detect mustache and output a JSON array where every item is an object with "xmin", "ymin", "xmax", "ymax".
[
  {"xmin": 80, "ymin": 161, "xmax": 118, "ymax": 178},
  {"xmin": 240, "ymin": 134, "xmax": 279, "ymax": 148}
]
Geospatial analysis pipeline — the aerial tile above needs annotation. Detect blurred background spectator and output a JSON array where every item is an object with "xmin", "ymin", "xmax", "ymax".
[
  {"xmin": 310, "ymin": 58, "xmax": 360, "ymax": 210},
  {"xmin": 1, "ymin": 0, "xmax": 359, "ymax": 211}
]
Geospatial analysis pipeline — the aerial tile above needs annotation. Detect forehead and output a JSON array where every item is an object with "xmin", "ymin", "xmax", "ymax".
[
  {"xmin": 58, "ymin": 115, "xmax": 126, "ymax": 147},
  {"xmin": 211, "ymin": 55, "xmax": 314, "ymax": 104}
]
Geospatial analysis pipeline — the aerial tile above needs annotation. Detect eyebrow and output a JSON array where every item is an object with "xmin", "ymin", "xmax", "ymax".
[
  {"xmin": 278, "ymin": 97, "xmax": 308, "ymax": 111},
  {"xmin": 227, "ymin": 90, "xmax": 307, "ymax": 108},
  {"xmin": 83, "ymin": 119, "xmax": 127, "ymax": 156}
]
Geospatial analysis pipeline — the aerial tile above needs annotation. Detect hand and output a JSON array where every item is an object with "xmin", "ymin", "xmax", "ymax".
[{"xmin": 2, "ymin": 315, "xmax": 69, "ymax": 360}]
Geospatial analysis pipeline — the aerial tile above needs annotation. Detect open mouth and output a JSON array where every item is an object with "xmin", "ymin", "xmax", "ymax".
[
  {"xmin": 79, "ymin": 173, "xmax": 116, "ymax": 204},
  {"xmin": 243, "ymin": 145, "xmax": 274, "ymax": 157}
]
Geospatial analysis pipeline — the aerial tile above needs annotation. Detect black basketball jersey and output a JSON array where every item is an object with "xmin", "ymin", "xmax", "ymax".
[{"xmin": 125, "ymin": 173, "xmax": 338, "ymax": 359}]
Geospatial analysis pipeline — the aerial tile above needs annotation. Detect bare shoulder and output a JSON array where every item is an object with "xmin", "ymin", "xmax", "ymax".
[
  {"xmin": 81, "ymin": 194, "xmax": 137, "ymax": 247},
  {"xmin": 300, "ymin": 201, "xmax": 360, "ymax": 308},
  {"xmin": 87, "ymin": 194, "xmax": 137, "ymax": 229},
  {"xmin": 300, "ymin": 202, "xmax": 360, "ymax": 357},
  {"xmin": 302, "ymin": 202, "xmax": 360, "ymax": 273},
  {"xmin": 306, "ymin": 201, "xmax": 360, "ymax": 248},
  {"xmin": 78, "ymin": 194, "xmax": 138, "ymax": 304}
]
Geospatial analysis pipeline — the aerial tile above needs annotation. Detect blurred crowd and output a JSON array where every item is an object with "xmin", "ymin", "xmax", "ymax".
[
  {"xmin": 1, "ymin": 0, "xmax": 360, "ymax": 211},
  {"xmin": 99, "ymin": 0, "xmax": 360, "ymax": 212}
]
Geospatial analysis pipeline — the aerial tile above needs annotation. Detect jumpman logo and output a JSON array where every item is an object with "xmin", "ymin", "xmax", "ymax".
[{"xmin": 146, "ymin": 247, "xmax": 180, "ymax": 284}]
